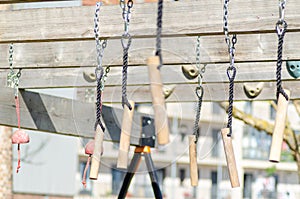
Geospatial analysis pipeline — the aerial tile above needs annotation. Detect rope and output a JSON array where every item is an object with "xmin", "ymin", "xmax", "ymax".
[
  {"xmin": 226, "ymin": 67, "xmax": 236, "ymax": 136},
  {"xmin": 276, "ymin": 22, "xmax": 289, "ymax": 101},
  {"xmin": 156, "ymin": 0, "xmax": 163, "ymax": 69},
  {"xmin": 121, "ymin": 35, "xmax": 132, "ymax": 110},
  {"xmin": 193, "ymin": 86, "xmax": 204, "ymax": 143},
  {"xmin": 95, "ymin": 77, "xmax": 105, "ymax": 131}
]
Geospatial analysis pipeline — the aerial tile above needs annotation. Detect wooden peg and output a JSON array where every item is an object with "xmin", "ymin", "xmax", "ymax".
[
  {"xmin": 269, "ymin": 89, "xmax": 290, "ymax": 163},
  {"xmin": 189, "ymin": 135, "xmax": 198, "ymax": 186},
  {"xmin": 117, "ymin": 100, "xmax": 135, "ymax": 169},
  {"xmin": 89, "ymin": 124, "xmax": 104, "ymax": 180},
  {"xmin": 221, "ymin": 128, "xmax": 240, "ymax": 188},
  {"xmin": 147, "ymin": 56, "xmax": 170, "ymax": 145}
]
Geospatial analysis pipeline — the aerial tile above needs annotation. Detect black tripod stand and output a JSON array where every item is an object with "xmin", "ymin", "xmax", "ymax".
[{"xmin": 118, "ymin": 146, "xmax": 163, "ymax": 199}]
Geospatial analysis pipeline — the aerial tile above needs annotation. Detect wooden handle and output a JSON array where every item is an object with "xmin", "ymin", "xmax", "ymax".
[
  {"xmin": 189, "ymin": 135, "xmax": 198, "ymax": 186},
  {"xmin": 221, "ymin": 128, "xmax": 240, "ymax": 188},
  {"xmin": 89, "ymin": 124, "xmax": 104, "ymax": 180},
  {"xmin": 147, "ymin": 56, "xmax": 170, "ymax": 145},
  {"xmin": 269, "ymin": 89, "xmax": 290, "ymax": 163},
  {"xmin": 117, "ymin": 100, "xmax": 135, "ymax": 169}
]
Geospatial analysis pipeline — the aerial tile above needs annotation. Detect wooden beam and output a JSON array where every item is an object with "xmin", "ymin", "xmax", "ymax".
[
  {"xmin": 1, "ymin": 0, "xmax": 300, "ymax": 42},
  {"xmin": 0, "ymin": 62, "xmax": 296, "ymax": 89},
  {"xmin": 0, "ymin": 87, "xmax": 149, "ymax": 145},
  {"xmin": 94, "ymin": 80, "xmax": 300, "ymax": 102},
  {"xmin": 1, "ymin": 33, "xmax": 300, "ymax": 69}
]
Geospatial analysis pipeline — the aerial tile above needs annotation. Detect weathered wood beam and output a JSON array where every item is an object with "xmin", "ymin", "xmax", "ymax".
[
  {"xmin": 0, "ymin": 33, "xmax": 299, "ymax": 68},
  {"xmin": 0, "ymin": 62, "xmax": 297, "ymax": 89},
  {"xmin": 95, "ymin": 80, "xmax": 300, "ymax": 102},
  {"xmin": 0, "ymin": 0, "xmax": 300, "ymax": 42},
  {"xmin": 0, "ymin": 87, "xmax": 157, "ymax": 145}
]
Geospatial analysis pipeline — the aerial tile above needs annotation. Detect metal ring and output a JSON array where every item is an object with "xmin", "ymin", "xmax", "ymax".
[
  {"xmin": 276, "ymin": 20, "xmax": 287, "ymax": 36},
  {"xmin": 227, "ymin": 66, "xmax": 236, "ymax": 80},
  {"xmin": 121, "ymin": 33, "xmax": 132, "ymax": 49},
  {"xmin": 195, "ymin": 86, "xmax": 204, "ymax": 98}
]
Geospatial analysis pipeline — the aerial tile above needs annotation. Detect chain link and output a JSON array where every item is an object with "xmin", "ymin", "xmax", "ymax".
[
  {"xmin": 276, "ymin": 0, "xmax": 287, "ymax": 36},
  {"xmin": 100, "ymin": 66, "xmax": 110, "ymax": 91},
  {"xmin": 120, "ymin": 0, "xmax": 133, "ymax": 34},
  {"xmin": 94, "ymin": 2, "xmax": 107, "ymax": 81},
  {"xmin": 223, "ymin": 0, "xmax": 237, "ymax": 136},
  {"xmin": 6, "ymin": 43, "xmax": 21, "ymax": 97},
  {"xmin": 193, "ymin": 36, "xmax": 205, "ymax": 143}
]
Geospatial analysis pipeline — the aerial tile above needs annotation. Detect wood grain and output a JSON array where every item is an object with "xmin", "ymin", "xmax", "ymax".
[
  {"xmin": 89, "ymin": 124, "xmax": 104, "ymax": 180},
  {"xmin": 269, "ymin": 89, "xmax": 291, "ymax": 163},
  {"xmin": 147, "ymin": 56, "xmax": 170, "ymax": 145},
  {"xmin": 117, "ymin": 100, "xmax": 135, "ymax": 169},
  {"xmin": 0, "ymin": 0, "xmax": 300, "ymax": 42},
  {"xmin": 221, "ymin": 128, "xmax": 240, "ymax": 188},
  {"xmin": 189, "ymin": 135, "xmax": 198, "ymax": 186}
]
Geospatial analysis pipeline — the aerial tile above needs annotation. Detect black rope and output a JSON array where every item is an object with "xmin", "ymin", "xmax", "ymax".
[
  {"xmin": 226, "ymin": 67, "xmax": 236, "ymax": 137},
  {"xmin": 121, "ymin": 35, "xmax": 132, "ymax": 110},
  {"xmin": 155, "ymin": 0, "xmax": 163, "ymax": 69},
  {"xmin": 276, "ymin": 21, "xmax": 289, "ymax": 101},
  {"xmin": 95, "ymin": 70, "xmax": 105, "ymax": 132},
  {"xmin": 193, "ymin": 86, "xmax": 204, "ymax": 143}
]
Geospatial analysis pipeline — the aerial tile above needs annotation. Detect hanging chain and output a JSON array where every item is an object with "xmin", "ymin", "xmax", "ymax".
[
  {"xmin": 193, "ymin": 36, "xmax": 205, "ymax": 143},
  {"xmin": 276, "ymin": 0, "xmax": 288, "ymax": 101},
  {"xmin": 7, "ymin": 43, "xmax": 21, "ymax": 97},
  {"xmin": 223, "ymin": 0, "xmax": 237, "ymax": 137},
  {"xmin": 156, "ymin": 0, "xmax": 163, "ymax": 69},
  {"xmin": 120, "ymin": 0, "xmax": 133, "ymax": 110},
  {"xmin": 94, "ymin": 2, "xmax": 108, "ymax": 131}
]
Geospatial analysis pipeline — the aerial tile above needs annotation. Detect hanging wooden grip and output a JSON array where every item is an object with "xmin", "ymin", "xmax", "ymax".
[
  {"xmin": 117, "ymin": 100, "xmax": 135, "ymax": 169},
  {"xmin": 221, "ymin": 128, "xmax": 240, "ymax": 188},
  {"xmin": 189, "ymin": 135, "xmax": 198, "ymax": 186},
  {"xmin": 269, "ymin": 89, "xmax": 290, "ymax": 163},
  {"xmin": 89, "ymin": 124, "xmax": 104, "ymax": 180},
  {"xmin": 147, "ymin": 56, "xmax": 170, "ymax": 145}
]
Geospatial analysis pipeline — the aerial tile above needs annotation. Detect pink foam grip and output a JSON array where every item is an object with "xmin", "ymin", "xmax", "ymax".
[
  {"xmin": 12, "ymin": 129, "xmax": 30, "ymax": 144},
  {"xmin": 85, "ymin": 141, "xmax": 95, "ymax": 155}
]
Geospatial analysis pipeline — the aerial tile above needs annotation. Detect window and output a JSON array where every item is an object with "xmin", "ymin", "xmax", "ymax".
[
  {"xmin": 179, "ymin": 168, "xmax": 186, "ymax": 186},
  {"xmin": 211, "ymin": 129, "xmax": 219, "ymax": 157},
  {"xmin": 270, "ymin": 103, "xmax": 276, "ymax": 120},
  {"xmin": 212, "ymin": 103, "xmax": 221, "ymax": 114},
  {"xmin": 211, "ymin": 171, "xmax": 218, "ymax": 199},
  {"xmin": 112, "ymin": 168, "xmax": 125, "ymax": 195},
  {"xmin": 243, "ymin": 173, "xmax": 253, "ymax": 199}
]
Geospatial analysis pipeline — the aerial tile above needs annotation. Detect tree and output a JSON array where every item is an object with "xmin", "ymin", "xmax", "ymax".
[{"xmin": 219, "ymin": 101, "xmax": 300, "ymax": 182}]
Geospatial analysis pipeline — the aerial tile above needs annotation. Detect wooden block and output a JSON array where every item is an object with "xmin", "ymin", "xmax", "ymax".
[
  {"xmin": 269, "ymin": 89, "xmax": 290, "ymax": 163},
  {"xmin": 117, "ymin": 100, "xmax": 135, "ymax": 169},
  {"xmin": 221, "ymin": 128, "xmax": 240, "ymax": 188},
  {"xmin": 189, "ymin": 135, "xmax": 198, "ymax": 186},
  {"xmin": 89, "ymin": 124, "xmax": 104, "ymax": 180},
  {"xmin": 147, "ymin": 56, "xmax": 170, "ymax": 145}
]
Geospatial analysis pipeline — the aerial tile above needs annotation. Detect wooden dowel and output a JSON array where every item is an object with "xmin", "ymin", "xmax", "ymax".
[
  {"xmin": 189, "ymin": 135, "xmax": 198, "ymax": 186},
  {"xmin": 221, "ymin": 128, "xmax": 240, "ymax": 188},
  {"xmin": 89, "ymin": 124, "xmax": 104, "ymax": 180},
  {"xmin": 147, "ymin": 56, "xmax": 170, "ymax": 145},
  {"xmin": 117, "ymin": 100, "xmax": 135, "ymax": 169},
  {"xmin": 269, "ymin": 89, "xmax": 290, "ymax": 163}
]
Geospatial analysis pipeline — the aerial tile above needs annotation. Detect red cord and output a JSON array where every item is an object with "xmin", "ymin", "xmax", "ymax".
[
  {"xmin": 17, "ymin": 144, "xmax": 21, "ymax": 173},
  {"xmin": 15, "ymin": 96, "xmax": 20, "ymax": 130},
  {"xmin": 82, "ymin": 155, "xmax": 91, "ymax": 188}
]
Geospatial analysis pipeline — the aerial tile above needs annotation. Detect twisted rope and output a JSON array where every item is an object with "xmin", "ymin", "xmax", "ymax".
[
  {"xmin": 156, "ymin": 0, "xmax": 163, "ymax": 69},
  {"xmin": 121, "ymin": 35, "xmax": 132, "ymax": 110}
]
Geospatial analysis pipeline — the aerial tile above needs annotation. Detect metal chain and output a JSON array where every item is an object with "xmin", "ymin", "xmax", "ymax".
[
  {"xmin": 193, "ymin": 36, "xmax": 205, "ymax": 143},
  {"xmin": 94, "ymin": 2, "xmax": 108, "ymax": 131},
  {"xmin": 276, "ymin": 0, "xmax": 289, "ymax": 101},
  {"xmin": 6, "ymin": 43, "xmax": 21, "ymax": 97},
  {"xmin": 156, "ymin": 0, "xmax": 163, "ymax": 69},
  {"xmin": 120, "ymin": 0, "xmax": 133, "ymax": 110},
  {"xmin": 223, "ymin": 0, "xmax": 237, "ymax": 137}
]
